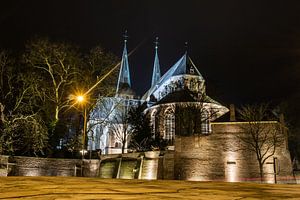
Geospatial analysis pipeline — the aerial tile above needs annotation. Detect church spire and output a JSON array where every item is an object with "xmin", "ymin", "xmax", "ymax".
[
  {"xmin": 184, "ymin": 41, "xmax": 188, "ymax": 55},
  {"xmin": 116, "ymin": 31, "xmax": 131, "ymax": 95},
  {"xmin": 184, "ymin": 41, "xmax": 189, "ymax": 73},
  {"xmin": 151, "ymin": 37, "xmax": 161, "ymax": 87}
]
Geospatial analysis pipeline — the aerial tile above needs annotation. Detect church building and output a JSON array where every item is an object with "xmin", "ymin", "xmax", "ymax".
[
  {"xmin": 88, "ymin": 36, "xmax": 293, "ymax": 182},
  {"xmin": 88, "ymin": 36, "xmax": 228, "ymax": 154}
]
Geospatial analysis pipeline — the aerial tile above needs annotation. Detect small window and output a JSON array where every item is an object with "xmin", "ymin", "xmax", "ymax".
[{"xmin": 190, "ymin": 67, "xmax": 195, "ymax": 74}]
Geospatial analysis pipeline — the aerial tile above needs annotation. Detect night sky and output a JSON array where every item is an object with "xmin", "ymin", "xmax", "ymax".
[{"xmin": 1, "ymin": 0, "xmax": 300, "ymax": 106}]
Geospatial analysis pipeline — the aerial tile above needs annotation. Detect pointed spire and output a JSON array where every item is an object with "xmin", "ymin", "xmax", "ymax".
[
  {"xmin": 151, "ymin": 37, "xmax": 161, "ymax": 87},
  {"xmin": 184, "ymin": 41, "xmax": 188, "ymax": 54},
  {"xmin": 116, "ymin": 30, "xmax": 131, "ymax": 95}
]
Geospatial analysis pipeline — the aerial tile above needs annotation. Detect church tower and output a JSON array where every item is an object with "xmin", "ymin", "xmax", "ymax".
[
  {"xmin": 151, "ymin": 37, "xmax": 161, "ymax": 88},
  {"xmin": 115, "ymin": 31, "xmax": 135, "ymax": 98}
]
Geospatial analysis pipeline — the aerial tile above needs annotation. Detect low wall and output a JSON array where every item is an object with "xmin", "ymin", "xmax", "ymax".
[
  {"xmin": 0, "ymin": 156, "xmax": 10, "ymax": 176},
  {"xmin": 0, "ymin": 155, "xmax": 100, "ymax": 177},
  {"xmin": 0, "ymin": 152, "xmax": 171, "ymax": 180}
]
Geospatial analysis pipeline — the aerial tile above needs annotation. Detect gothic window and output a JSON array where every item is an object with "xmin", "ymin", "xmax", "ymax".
[
  {"xmin": 110, "ymin": 132, "xmax": 116, "ymax": 147},
  {"xmin": 151, "ymin": 110, "xmax": 157, "ymax": 135},
  {"xmin": 201, "ymin": 110, "xmax": 211, "ymax": 134},
  {"xmin": 164, "ymin": 108, "xmax": 175, "ymax": 145}
]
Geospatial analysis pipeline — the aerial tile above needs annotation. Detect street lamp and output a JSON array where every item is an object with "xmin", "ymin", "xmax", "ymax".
[
  {"xmin": 77, "ymin": 95, "xmax": 84, "ymax": 103},
  {"xmin": 76, "ymin": 95, "xmax": 87, "ymax": 175},
  {"xmin": 76, "ymin": 95, "xmax": 87, "ymax": 157}
]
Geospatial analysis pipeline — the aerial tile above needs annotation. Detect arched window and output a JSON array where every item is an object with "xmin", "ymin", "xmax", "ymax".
[
  {"xmin": 115, "ymin": 142, "xmax": 122, "ymax": 148},
  {"xmin": 201, "ymin": 110, "xmax": 211, "ymax": 134},
  {"xmin": 164, "ymin": 108, "xmax": 175, "ymax": 145},
  {"xmin": 151, "ymin": 110, "xmax": 157, "ymax": 135}
]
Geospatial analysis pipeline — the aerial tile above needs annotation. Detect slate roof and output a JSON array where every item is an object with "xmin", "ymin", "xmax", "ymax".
[{"xmin": 142, "ymin": 53, "xmax": 204, "ymax": 101}]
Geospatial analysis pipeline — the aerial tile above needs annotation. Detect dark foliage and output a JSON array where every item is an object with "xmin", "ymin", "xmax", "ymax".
[
  {"xmin": 128, "ymin": 102, "xmax": 167, "ymax": 151},
  {"xmin": 0, "ymin": 38, "xmax": 118, "ymax": 157}
]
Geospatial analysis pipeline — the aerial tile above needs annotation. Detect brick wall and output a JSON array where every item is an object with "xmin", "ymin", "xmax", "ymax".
[
  {"xmin": 1, "ymin": 121, "xmax": 295, "ymax": 184},
  {"xmin": 0, "ymin": 156, "xmax": 100, "ymax": 177},
  {"xmin": 174, "ymin": 122, "xmax": 294, "ymax": 183}
]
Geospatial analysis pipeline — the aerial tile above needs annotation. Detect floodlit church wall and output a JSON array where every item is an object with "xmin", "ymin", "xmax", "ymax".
[
  {"xmin": 174, "ymin": 122, "xmax": 293, "ymax": 183},
  {"xmin": 147, "ymin": 102, "xmax": 216, "ymax": 142},
  {"xmin": 147, "ymin": 104, "xmax": 176, "ymax": 145}
]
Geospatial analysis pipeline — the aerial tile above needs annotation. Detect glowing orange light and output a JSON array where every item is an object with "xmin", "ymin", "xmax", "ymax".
[{"xmin": 77, "ymin": 95, "xmax": 85, "ymax": 103}]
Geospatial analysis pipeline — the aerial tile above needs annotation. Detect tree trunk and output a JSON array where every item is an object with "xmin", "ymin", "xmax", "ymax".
[
  {"xmin": 0, "ymin": 103, "xmax": 4, "ymax": 122},
  {"xmin": 121, "ymin": 138, "xmax": 126, "ymax": 154},
  {"xmin": 55, "ymin": 105, "xmax": 59, "ymax": 124},
  {"xmin": 259, "ymin": 162, "xmax": 264, "ymax": 183}
]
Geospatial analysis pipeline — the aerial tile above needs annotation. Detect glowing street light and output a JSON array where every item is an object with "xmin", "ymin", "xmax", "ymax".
[
  {"xmin": 76, "ymin": 94, "xmax": 87, "ymax": 175},
  {"xmin": 77, "ymin": 95, "xmax": 85, "ymax": 103}
]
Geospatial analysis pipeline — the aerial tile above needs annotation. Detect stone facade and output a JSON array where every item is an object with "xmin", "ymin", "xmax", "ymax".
[
  {"xmin": 0, "ymin": 156, "xmax": 99, "ymax": 177},
  {"xmin": 1, "ymin": 137, "xmax": 294, "ymax": 183},
  {"xmin": 174, "ymin": 122, "xmax": 293, "ymax": 183}
]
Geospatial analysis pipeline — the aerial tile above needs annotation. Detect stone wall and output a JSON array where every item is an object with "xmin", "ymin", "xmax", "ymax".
[
  {"xmin": 0, "ymin": 155, "xmax": 10, "ymax": 176},
  {"xmin": 98, "ymin": 151, "xmax": 173, "ymax": 180},
  {"xmin": 174, "ymin": 122, "xmax": 294, "ymax": 183},
  {"xmin": 295, "ymin": 171, "xmax": 300, "ymax": 184},
  {"xmin": 0, "ymin": 155, "xmax": 100, "ymax": 177},
  {"xmin": 0, "ymin": 121, "xmax": 295, "ymax": 184},
  {"xmin": 160, "ymin": 151, "xmax": 174, "ymax": 179},
  {"xmin": 0, "ymin": 153, "xmax": 168, "ymax": 180}
]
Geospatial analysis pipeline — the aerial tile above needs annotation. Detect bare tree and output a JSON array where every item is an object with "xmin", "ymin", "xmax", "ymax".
[
  {"xmin": 109, "ymin": 100, "xmax": 132, "ymax": 154},
  {"xmin": 85, "ymin": 96, "xmax": 130, "ymax": 154},
  {"xmin": 22, "ymin": 39, "xmax": 118, "ymax": 152},
  {"xmin": 23, "ymin": 38, "xmax": 83, "ymax": 129},
  {"xmin": 1, "ymin": 41, "xmax": 118, "ymax": 155},
  {"xmin": 84, "ymin": 46, "xmax": 118, "ymax": 98},
  {"xmin": 1, "ymin": 114, "xmax": 48, "ymax": 156},
  {"xmin": 236, "ymin": 104, "xmax": 284, "ymax": 182},
  {"xmin": 84, "ymin": 97, "xmax": 116, "ymax": 152},
  {"xmin": 0, "ymin": 50, "xmax": 48, "ymax": 156},
  {"xmin": 79, "ymin": 46, "xmax": 118, "ymax": 148}
]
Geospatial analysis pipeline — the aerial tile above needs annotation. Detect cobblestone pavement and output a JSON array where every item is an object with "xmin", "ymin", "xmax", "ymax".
[{"xmin": 1, "ymin": 177, "xmax": 300, "ymax": 199}]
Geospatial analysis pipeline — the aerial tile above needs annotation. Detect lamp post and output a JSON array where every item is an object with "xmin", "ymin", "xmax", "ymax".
[
  {"xmin": 82, "ymin": 106, "xmax": 87, "ymax": 159},
  {"xmin": 76, "ymin": 95, "xmax": 87, "ymax": 176}
]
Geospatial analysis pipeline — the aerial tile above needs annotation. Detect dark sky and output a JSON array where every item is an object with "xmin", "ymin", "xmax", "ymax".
[{"xmin": 0, "ymin": 0, "xmax": 300, "ymax": 105}]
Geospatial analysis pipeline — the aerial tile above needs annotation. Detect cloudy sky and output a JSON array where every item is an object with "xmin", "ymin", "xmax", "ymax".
[{"xmin": 0, "ymin": 0, "xmax": 299, "ymax": 105}]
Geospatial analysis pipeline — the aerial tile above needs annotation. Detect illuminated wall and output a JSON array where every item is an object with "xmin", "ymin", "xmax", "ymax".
[
  {"xmin": 174, "ymin": 122, "xmax": 294, "ymax": 183},
  {"xmin": 2, "ymin": 156, "xmax": 100, "ymax": 177},
  {"xmin": 2, "ymin": 120, "xmax": 293, "ymax": 184}
]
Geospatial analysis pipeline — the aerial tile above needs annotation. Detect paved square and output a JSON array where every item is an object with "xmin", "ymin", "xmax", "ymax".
[{"xmin": 1, "ymin": 177, "xmax": 300, "ymax": 199}]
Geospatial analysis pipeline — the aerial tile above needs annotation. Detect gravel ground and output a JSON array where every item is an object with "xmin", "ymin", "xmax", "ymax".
[{"xmin": 1, "ymin": 177, "xmax": 300, "ymax": 199}]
